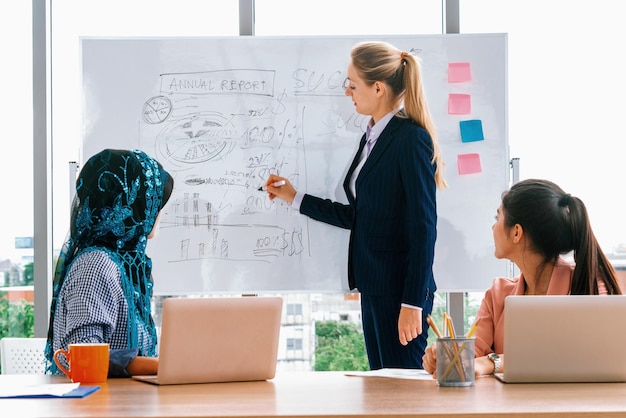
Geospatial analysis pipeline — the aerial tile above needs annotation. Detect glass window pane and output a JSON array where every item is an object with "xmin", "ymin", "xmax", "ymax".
[
  {"xmin": 51, "ymin": 0, "xmax": 240, "ymax": 260},
  {"xmin": 460, "ymin": 0, "xmax": 626, "ymax": 257},
  {"xmin": 29, "ymin": 0, "xmax": 567, "ymax": 367},
  {"xmin": 0, "ymin": 0, "xmax": 34, "ymax": 340},
  {"xmin": 255, "ymin": 0, "xmax": 442, "ymax": 36}
]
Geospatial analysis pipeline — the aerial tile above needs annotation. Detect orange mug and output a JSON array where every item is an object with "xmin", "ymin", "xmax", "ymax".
[{"xmin": 54, "ymin": 343, "xmax": 110, "ymax": 383}]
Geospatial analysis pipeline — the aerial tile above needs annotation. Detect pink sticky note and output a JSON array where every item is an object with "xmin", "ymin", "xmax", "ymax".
[
  {"xmin": 457, "ymin": 153, "xmax": 482, "ymax": 175},
  {"xmin": 448, "ymin": 62, "xmax": 472, "ymax": 83},
  {"xmin": 448, "ymin": 94, "xmax": 471, "ymax": 115}
]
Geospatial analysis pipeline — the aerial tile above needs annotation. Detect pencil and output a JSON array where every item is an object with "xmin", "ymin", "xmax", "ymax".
[
  {"xmin": 440, "ymin": 314, "xmax": 479, "ymax": 382},
  {"xmin": 465, "ymin": 317, "xmax": 482, "ymax": 338},
  {"xmin": 442, "ymin": 317, "xmax": 482, "ymax": 381},
  {"xmin": 443, "ymin": 313, "xmax": 465, "ymax": 381},
  {"xmin": 444, "ymin": 313, "xmax": 456, "ymax": 338},
  {"xmin": 426, "ymin": 315, "xmax": 442, "ymax": 338},
  {"xmin": 428, "ymin": 314, "xmax": 460, "ymax": 378},
  {"xmin": 440, "ymin": 339, "xmax": 471, "ymax": 381}
]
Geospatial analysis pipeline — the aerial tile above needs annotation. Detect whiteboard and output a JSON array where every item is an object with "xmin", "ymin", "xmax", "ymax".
[{"xmin": 81, "ymin": 34, "xmax": 509, "ymax": 294}]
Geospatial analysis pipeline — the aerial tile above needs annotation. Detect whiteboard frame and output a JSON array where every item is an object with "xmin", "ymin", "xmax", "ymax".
[{"xmin": 79, "ymin": 33, "xmax": 509, "ymax": 294}]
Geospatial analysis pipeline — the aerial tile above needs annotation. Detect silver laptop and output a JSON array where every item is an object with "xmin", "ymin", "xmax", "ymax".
[
  {"xmin": 496, "ymin": 295, "xmax": 626, "ymax": 383},
  {"xmin": 133, "ymin": 296, "xmax": 282, "ymax": 385}
]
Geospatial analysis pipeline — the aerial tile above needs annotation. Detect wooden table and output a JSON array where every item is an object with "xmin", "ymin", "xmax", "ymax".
[{"xmin": 3, "ymin": 371, "xmax": 626, "ymax": 417}]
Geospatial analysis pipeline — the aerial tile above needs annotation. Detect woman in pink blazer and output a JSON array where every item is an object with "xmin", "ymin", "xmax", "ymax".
[{"xmin": 422, "ymin": 178, "xmax": 622, "ymax": 377}]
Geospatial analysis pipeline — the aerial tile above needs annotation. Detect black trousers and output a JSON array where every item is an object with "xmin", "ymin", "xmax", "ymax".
[{"xmin": 360, "ymin": 292, "xmax": 434, "ymax": 370}]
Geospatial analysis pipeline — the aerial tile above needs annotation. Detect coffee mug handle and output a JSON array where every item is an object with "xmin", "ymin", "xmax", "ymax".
[{"xmin": 53, "ymin": 348, "xmax": 72, "ymax": 379}]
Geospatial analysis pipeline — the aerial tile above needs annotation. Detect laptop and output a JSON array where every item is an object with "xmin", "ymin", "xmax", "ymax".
[
  {"xmin": 495, "ymin": 295, "xmax": 626, "ymax": 383},
  {"xmin": 133, "ymin": 296, "xmax": 283, "ymax": 385}
]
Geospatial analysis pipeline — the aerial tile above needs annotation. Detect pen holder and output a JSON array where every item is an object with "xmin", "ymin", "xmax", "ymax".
[{"xmin": 436, "ymin": 337, "xmax": 475, "ymax": 387}]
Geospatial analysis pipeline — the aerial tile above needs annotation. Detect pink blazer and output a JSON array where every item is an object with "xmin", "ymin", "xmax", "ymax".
[{"xmin": 474, "ymin": 257, "xmax": 587, "ymax": 357}]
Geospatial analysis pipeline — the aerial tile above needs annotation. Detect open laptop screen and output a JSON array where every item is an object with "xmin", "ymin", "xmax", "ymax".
[{"xmin": 499, "ymin": 295, "xmax": 626, "ymax": 383}]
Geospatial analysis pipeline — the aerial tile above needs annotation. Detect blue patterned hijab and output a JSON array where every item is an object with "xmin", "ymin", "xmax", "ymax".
[{"xmin": 44, "ymin": 149, "xmax": 173, "ymax": 372}]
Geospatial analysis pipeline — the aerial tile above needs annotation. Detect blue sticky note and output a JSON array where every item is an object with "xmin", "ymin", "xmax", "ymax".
[{"xmin": 459, "ymin": 120, "xmax": 484, "ymax": 143}]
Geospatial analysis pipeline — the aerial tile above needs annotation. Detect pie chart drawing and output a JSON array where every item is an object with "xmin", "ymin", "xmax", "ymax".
[
  {"xmin": 142, "ymin": 95, "xmax": 173, "ymax": 124},
  {"xmin": 157, "ymin": 112, "xmax": 237, "ymax": 166}
]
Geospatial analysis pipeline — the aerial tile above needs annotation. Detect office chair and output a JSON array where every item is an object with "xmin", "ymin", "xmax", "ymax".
[{"xmin": 0, "ymin": 337, "xmax": 47, "ymax": 374}]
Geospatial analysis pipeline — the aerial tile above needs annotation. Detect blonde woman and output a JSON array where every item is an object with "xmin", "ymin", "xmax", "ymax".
[{"xmin": 265, "ymin": 41, "xmax": 446, "ymax": 369}]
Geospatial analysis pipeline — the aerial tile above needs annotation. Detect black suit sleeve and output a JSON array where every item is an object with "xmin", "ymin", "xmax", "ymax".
[{"xmin": 300, "ymin": 194, "xmax": 353, "ymax": 230}]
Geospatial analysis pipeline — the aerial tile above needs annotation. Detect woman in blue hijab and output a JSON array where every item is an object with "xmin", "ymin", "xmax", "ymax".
[{"xmin": 44, "ymin": 149, "xmax": 174, "ymax": 377}]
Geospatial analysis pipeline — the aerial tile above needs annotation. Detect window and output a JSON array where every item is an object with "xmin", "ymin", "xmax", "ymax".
[
  {"xmin": 50, "ymin": 0, "xmax": 240, "ymax": 259},
  {"xmin": 286, "ymin": 338, "xmax": 303, "ymax": 351},
  {"xmin": 0, "ymin": 0, "xmax": 34, "ymax": 340},
  {"xmin": 460, "ymin": 0, "xmax": 626, "ymax": 257},
  {"xmin": 14, "ymin": 1, "xmax": 623, "ymax": 370},
  {"xmin": 255, "ymin": 0, "xmax": 442, "ymax": 36},
  {"xmin": 287, "ymin": 303, "xmax": 303, "ymax": 316}
]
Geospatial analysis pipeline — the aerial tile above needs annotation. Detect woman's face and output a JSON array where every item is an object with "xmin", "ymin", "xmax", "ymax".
[
  {"xmin": 344, "ymin": 62, "xmax": 379, "ymax": 117},
  {"xmin": 492, "ymin": 204, "xmax": 515, "ymax": 260}
]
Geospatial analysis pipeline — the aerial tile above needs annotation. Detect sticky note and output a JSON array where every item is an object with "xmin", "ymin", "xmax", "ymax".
[
  {"xmin": 459, "ymin": 120, "xmax": 484, "ymax": 143},
  {"xmin": 457, "ymin": 153, "xmax": 482, "ymax": 175},
  {"xmin": 448, "ymin": 62, "xmax": 472, "ymax": 83},
  {"xmin": 448, "ymin": 94, "xmax": 471, "ymax": 115}
]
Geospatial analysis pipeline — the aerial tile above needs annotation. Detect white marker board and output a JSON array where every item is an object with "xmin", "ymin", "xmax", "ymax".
[{"xmin": 81, "ymin": 34, "xmax": 509, "ymax": 294}]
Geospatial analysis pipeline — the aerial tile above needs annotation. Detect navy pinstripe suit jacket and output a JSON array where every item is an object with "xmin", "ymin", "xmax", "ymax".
[{"xmin": 300, "ymin": 115, "xmax": 437, "ymax": 308}]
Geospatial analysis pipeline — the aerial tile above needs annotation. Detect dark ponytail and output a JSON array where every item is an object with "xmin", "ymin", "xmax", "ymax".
[
  {"xmin": 502, "ymin": 179, "xmax": 621, "ymax": 295},
  {"xmin": 565, "ymin": 194, "xmax": 621, "ymax": 294}
]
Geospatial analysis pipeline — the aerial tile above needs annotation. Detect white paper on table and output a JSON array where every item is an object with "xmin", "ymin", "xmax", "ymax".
[
  {"xmin": 345, "ymin": 368, "xmax": 435, "ymax": 380},
  {"xmin": 0, "ymin": 382, "xmax": 80, "ymax": 397}
]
